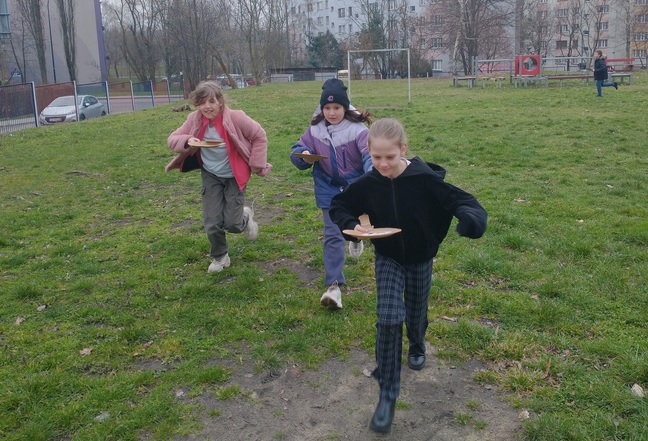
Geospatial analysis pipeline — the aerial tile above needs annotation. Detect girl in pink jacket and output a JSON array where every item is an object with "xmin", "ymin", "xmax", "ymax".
[{"xmin": 167, "ymin": 81, "xmax": 271, "ymax": 273}]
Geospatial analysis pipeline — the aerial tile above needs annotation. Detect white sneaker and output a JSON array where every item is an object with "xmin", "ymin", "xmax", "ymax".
[
  {"xmin": 243, "ymin": 206, "xmax": 258, "ymax": 240},
  {"xmin": 348, "ymin": 240, "xmax": 364, "ymax": 258},
  {"xmin": 320, "ymin": 282, "xmax": 343, "ymax": 310},
  {"xmin": 208, "ymin": 253, "xmax": 231, "ymax": 273}
]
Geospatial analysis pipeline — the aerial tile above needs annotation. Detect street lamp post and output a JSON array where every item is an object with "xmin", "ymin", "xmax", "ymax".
[{"xmin": 47, "ymin": 0, "xmax": 57, "ymax": 83}]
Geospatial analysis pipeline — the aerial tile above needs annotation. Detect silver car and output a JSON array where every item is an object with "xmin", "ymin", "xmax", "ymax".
[{"xmin": 39, "ymin": 95, "xmax": 106, "ymax": 125}]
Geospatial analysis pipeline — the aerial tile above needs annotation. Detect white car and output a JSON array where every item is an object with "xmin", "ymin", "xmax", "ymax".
[{"xmin": 39, "ymin": 95, "xmax": 106, "ymax": 125}]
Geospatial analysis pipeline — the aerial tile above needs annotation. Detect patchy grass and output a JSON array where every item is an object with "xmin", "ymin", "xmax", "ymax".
[{"xmin": 1, "ymin": 74, "xmax": 647, "ymax": 440}]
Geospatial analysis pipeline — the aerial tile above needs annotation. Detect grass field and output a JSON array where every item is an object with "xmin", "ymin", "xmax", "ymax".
[{"xmin": 1, "ymin": 75, "xmax": 647, "ymax": 440}]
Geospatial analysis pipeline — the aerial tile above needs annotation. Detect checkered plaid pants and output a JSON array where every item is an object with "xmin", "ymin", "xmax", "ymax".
[{"xmin": 373, "ymin": 254, "xmax": 433, "ymax": 401}]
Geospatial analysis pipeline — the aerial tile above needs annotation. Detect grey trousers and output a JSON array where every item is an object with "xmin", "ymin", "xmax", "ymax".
[{"xmin": 201, "ymin": 169, "xmax": 248, "ymax": 258}]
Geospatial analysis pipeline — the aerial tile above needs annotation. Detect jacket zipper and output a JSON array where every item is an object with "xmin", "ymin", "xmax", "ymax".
[{"xmin": 390, "ymin": 180, "xmax": 406, "ymax": 261}]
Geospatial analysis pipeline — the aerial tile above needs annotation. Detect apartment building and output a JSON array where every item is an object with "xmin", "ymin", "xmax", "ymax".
[
  {"xmin": 286, "ymin": 0, "xmax": 454, "ymax": 72},
  {"xmin": 0, "ymin": 0, "xmax": 107, "ymax": 85},
  {"xmin": 287, "ymin": 0, "xmax": 647, "ymax": 73}
]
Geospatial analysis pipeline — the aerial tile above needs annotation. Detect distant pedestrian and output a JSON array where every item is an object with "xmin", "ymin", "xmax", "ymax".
[
  {"xmin": 330, "ymin": 118, "xmax": 487, "ymax": 433},
  {"xmin": 290, "ymin": 78, "xmax": 372, "ymax": 310},
  {"xmin": 593, "ymin": 50, "xmax": 618, "ymax": 96},
  {"xmin": 167, "ymin": 80, "xmax": 271, "ymax": 273}
]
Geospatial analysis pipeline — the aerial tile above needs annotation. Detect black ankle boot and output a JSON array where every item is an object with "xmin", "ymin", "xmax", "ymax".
[
  {"xmin": 370, "ymin": 398, "xmax": 396, "ymax": 433},
  {"xmin": 613, "ymin": 82, "xmax": 618, "ymax": 90}
]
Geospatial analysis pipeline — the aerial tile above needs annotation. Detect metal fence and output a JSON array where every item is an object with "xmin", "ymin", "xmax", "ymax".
[{"xmin": 0, "ymin": 79, "xmax": 184, "ymax": 135}]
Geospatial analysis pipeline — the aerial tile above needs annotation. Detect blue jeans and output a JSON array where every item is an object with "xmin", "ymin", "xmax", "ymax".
[
  {"xmin": 322, "ymin": 208, "xmax": 345, "ymax": 286},
  {"xmin": 596, "ymin": 80, "xmax": 615, "ymax": 96}
]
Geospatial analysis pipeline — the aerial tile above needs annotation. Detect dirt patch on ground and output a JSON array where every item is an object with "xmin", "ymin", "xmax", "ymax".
[
  {"xmin": 168, "ymin": 203, "xmax": 523, "ymax": 440},
  {"xmin": 172, "ymin": 345, "xmax": 523, "ymax": 441}
]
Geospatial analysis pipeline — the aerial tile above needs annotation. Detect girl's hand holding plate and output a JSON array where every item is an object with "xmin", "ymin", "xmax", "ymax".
[{"xmin": 300, "ymin": 151, "xmax": 317, "ymax": 164}]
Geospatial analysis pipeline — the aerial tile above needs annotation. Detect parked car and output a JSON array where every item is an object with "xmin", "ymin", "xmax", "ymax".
[{"xmin": 39, "ymin": 95, "xmax": 106, "ymax": 125}]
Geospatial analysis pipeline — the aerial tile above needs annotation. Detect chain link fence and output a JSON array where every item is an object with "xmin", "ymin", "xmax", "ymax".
[{"xmin": 1, "ymin": 79, "xmax": 184, "ymax": 136}]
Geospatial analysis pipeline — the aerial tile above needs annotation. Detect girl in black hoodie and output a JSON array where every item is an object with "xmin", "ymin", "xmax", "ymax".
[{"xmin": 329, "ymin": 118, "xmax": 487, "ymax": 433}]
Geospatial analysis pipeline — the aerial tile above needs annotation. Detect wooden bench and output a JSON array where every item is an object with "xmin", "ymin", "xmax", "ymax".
[
  {"xmin": 453, "ymin": 76, "xmax": 477, "ymax": 88},
  {"xmin": 606, "ymin": 58, "xmax": 635, "ymax": 73},
  {"xmin": 610, "ymin": 72, "xmax": 632, "ymax": 85},
  {"xmin": 481, "ymin": 76, "xmax": 505, "ymax": 88},
  {"xmin": 546, "ymin": 75, "xmax": 592, "ymax": 86}
]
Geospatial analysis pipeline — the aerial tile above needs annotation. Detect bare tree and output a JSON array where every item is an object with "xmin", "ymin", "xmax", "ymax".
[
  {"xmin": 8, "ymin": 16, "xmax": 30, "ymax": 83},
  {"xmin": 264, "ymin": 0, "xmax": 292, "ymax": 75},
  {"xmin": 14, "ymin": 0, "xmax": 48, "ymax": 82},
  {"xmin": 55, "ymin": 0, "xmax": 76, "ymax": 81},
  {"xmin": 166, "ymin": 0, "xmax": 220, "ymax": 90},
  {"xmin": 107, "ymin": 0, "xmax": 163, "ymax": 82},
  {"xmin": 440, "ymin": 0, "xmax": 513, "ymax": 74}
]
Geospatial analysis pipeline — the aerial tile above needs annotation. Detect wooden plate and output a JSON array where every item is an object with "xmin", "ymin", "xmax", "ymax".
[
  {"xmin": 188, "ymin": 140, "xmax": 225, "ymax": 148},
  {"xmin": 342, "ymin": 228, "xmax": 402, "ymax": 239},
  {"xmin": 292, "ymin": 152, "xmax": 328, "ymax": 161}
]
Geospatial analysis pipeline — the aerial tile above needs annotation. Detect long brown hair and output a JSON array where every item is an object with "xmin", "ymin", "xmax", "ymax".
[{"xmin": 311, "ymin": 108, "xmax": 372, "ymax": 126}]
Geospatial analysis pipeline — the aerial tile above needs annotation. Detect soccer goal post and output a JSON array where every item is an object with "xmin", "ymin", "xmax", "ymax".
[{"xmin": 346, "ymin": 48, "xmax": 411, "ymax": 103}]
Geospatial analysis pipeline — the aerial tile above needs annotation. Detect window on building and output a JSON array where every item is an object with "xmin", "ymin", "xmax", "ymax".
[
  {"xmin": 558, "ymin": 8, "xmax": 568, "ymax": 16},
  {"xmin": 349, "ymin": 23, "xmax": 353, "ymax": 33},
  {"xmin": 636, "ymin": 14, "xmax": 648, "ymax": 23},
  {"xmin": 635, "ymin": 32, "xmax": 648, "ymax": 41},
  {"xmin": 560, "ymin": 24, "xmax": 569, "ymax": 32},
  {"xmin": 598, "ymin": 22, "xmax": 608, "ymax": 30},
  {"xmin": 597, "ymin": 5, "xmax": 609, "ymax": 13},
  {"xmin": 431, "ymin": 37, "xmax": 443, "ymax": 48},
  {"xmin": 317, "ymin": 17, "xmax": 323, "ymax": 26},
  {"xmin": 290, "ymin": 6, "xmax": 296, "ymax": 14},
  {"xmin": 338, "ymin": 25, "xmax": 344, "ymax": 33},
  {"xmin": 539, "ymin": 0, "xmax": 547, "ymax": 3},
  {"xmin": 432, "ymin": 60, "xmax": 442, "ymax": 70},
  {"xmin": 538, "ymin": 10, "xmax": 548, "ymax": 18},
  {"xmin": 637, "ymin": 0, "xmax": 647, "ymax": 5},
  {"xmin": 556, "ymin": 40, "xmax": 568, "ymax": 49},
  {"xmin": 540, "ymin": 41, "xmax": 548, "ymax": 49},
  {"xmin": 317, "ymin": 1, "xmax": 322, "ymax": 10},
  {"xmin": 595, "ymin": 39, "xmax": 608, "ymax": 48},
  {"xmin": 308, "ymin": 3, "xmax": 313, "ymax": 12},
  {"xmin": 633, "ymin": 49, "xmax": 647, "ymax": 57},
  {"xmin": 348, "ymin": 7, "xmax": 352, "ymax": 15},
  {"xmin": 411, "ymin": 6, "xmax": 416, "ymax": 11},
  {"xmin": 338, "ymin": 8, "xmax": 345, "ymax": 17},
  {"xmin": 0, "ymin": 0, "xmax": 10, "ymax": 40}
]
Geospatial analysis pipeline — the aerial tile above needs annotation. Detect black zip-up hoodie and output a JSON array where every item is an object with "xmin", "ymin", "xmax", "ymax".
[{"xmin": 329, "ymin": 157, "xmax": 487, "ymax": 265}]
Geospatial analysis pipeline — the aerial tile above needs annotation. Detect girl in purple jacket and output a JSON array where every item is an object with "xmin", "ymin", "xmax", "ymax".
[{"xmin": 290, "ymin": 79, "xmax": 372, "ymax": 310}]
